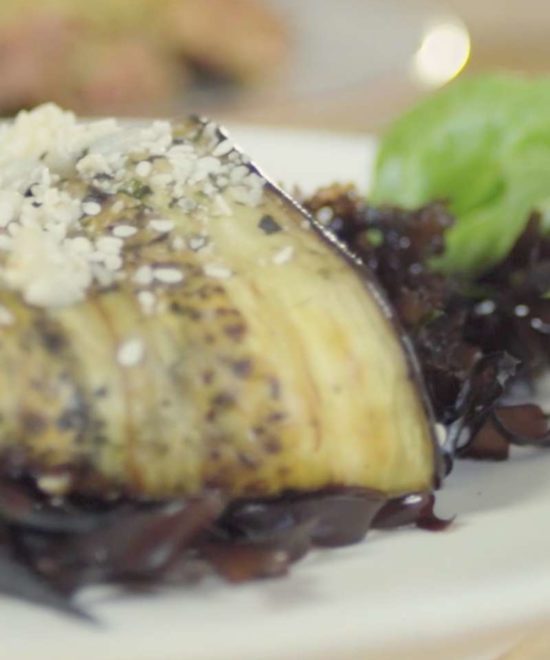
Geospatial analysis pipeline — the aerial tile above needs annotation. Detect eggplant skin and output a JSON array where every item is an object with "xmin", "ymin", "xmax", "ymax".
[{"xmin": 0, "ymin": 110, "xmax": 438, "ymax": 500}]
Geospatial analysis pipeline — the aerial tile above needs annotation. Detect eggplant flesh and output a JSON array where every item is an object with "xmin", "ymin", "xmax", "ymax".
[{"xmin": 0, "ymin": 107, "xmax": 437, "ymax": 499}]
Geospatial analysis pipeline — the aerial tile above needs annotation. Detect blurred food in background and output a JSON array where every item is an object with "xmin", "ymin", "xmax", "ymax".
[
  {"xmin": 0, "ymin": 0, "xmax": 546, "ymax": 130},
  {"xmin": 0, "ymin": 0, "xmax": 288, "ymax": 116}
]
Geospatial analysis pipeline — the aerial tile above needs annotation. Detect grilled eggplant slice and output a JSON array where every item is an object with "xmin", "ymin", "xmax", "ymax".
[{"xmin": 0, "ymin": 105, "xmax": 437, "ymax": 500}]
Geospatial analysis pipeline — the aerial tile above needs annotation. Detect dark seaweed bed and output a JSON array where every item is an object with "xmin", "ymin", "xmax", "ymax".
[{"xmin": 0, "ymin": 187, "xmax": 548, "ymax": 617}]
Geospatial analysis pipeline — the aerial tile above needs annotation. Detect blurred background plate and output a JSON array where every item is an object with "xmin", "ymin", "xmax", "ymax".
[
  {"xmin": 1, "ymin": 1, "xmax": 550, "ymax": 131},
  {"xmin": 0, "ymin": 0, "xmax": 468, "ymax": 132},
  {"xmin": 203, "ymin": 0, "xmax": 467, "ymax": 131}
]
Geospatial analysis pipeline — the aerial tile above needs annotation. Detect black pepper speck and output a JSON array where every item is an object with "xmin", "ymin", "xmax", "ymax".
[{"xmin": 258, "ymin": 215, "xmax": 282, "ymax": 235}]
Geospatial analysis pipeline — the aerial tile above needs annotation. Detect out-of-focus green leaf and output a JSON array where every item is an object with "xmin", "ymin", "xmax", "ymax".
[{"xmin": 371, "ymin": 74, "xmax": 550, "ymax": 275}]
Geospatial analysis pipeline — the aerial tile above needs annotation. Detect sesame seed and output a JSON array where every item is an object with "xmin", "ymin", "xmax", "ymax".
[
  {"xmin": 202, "ymin": 122, "xmax": 218, "ymax": 141},
  {"xmin": 154, "ymin": 267, "xmax": 184, "ymax": 284},
  {"xmin": 7, "ymin": 223, "xmax": 21, "ymax": 237},
  {"xmin": 76, "ymin": 153, "xmax": 111, "ymax": 179},
  {"xmin": 92, "ymin": 265, "xmax": 116, "ymax": 288},
  {"xmin": 316, "ymin": 207, "xmax": 333, "ymax": 224},
  {"xmin": 37, "ymin": 473, "xmax": 72, "ymax": 496},
  {"xmin": 171, "ymin": 236, "xmax": 185, "ymax": 250},
  {"xmin": 272, "ymin": 245, "xmax": 294, "ymax": 265},
  {"xmin": 245, "ymin": 172, "xmax": 264, "ymax": 188},
  {"xmin": 0, "ymin": 109, "xmax": 269, "ymax": 312},
  {"xmin": 435, "ymin": 423, "xmax": 447, "ymax": 448},
  {"xmin": 96, "ymin": 236, "xmax": 123, "ymax": 254},
  {"xmin": 103, "ymin": 255, "xmax": 123, "ymax": 271},
  {"xmin": 188, "ymin": 235, "xmax": 208, "ymax": 251},
  {"xmin": 117, "ymin": 338, "xmax": 145, "ymax": 367},
  {"xmin": 0, "ymin": 305, "xmax": 14, "ymax": 326},
  {"xmin": 213, "ymin": 139, "xmax": 233, "ymax": 157},
  {"xmin": 82, "ymin": 201, "xmax": 102, "ymax": 216},
  {"xmin": 474, "ymin": 300, "xmax": 496, "ymax": 316},
  {"xmin": 69, "ymin": 236, "xmax": 93, "ymax": 254},
  {"xmin": 514, "ymin": 304, "xmax": 530, "ymax": 318},
  {"xmin": 137, "ymin": 290, "xmax": 156, "ymax": 315},
  {"xmin": 112, "ymin": 224, "xmax": 137, "ymax": 238},
  {"xmin": 230, "ymin": 165, "xmax": 249, "ymax": 184},
  {"xmin": 203, "ymin": 263, "xmax": 232, "ymax": 279},
  {"xmin": 190, "ymin": 156, "xmax": 222, "ymax": 185},
  {"xmin": 111, "ymin": 200, "xmax": 125, "ymax": 214},
  {"xmin": 133, "ymin": 265, "xmax": 154, "ymax": 286},
  {"xmin": 202, "ymin": 181, "xmax": 217, "ymax": 197},
  {"xmin": 136, "ymin": 161, "xmax": 152, "ymax": 177},
  {"xmin": 149, "ymin": 219, "xmax": 174, "ymax": 233},
  {"xmin": 213, "ymin": 195, "xmax": 232, "ymax": 216},
  {"xmin": 177, "ymin": 198, "xmax": 196, "ymax": 213},
  {"xmin": 151, "ymin": 173, "xmax": 173, "ymax": 188}
]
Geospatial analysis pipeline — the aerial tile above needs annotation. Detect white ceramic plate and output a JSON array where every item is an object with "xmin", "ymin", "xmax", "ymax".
[{"xmin": 2, "ymin": 127, "xmax": 550, "ymax": 660}]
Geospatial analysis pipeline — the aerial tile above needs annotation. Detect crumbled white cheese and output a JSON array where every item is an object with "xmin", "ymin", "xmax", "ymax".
[
  {"xmin": 77, "ymin": 153, "xmax": 112, "ymax": 179},
  {"xmin": 0, "ymin": 105, "xmax": 265, "ymax": 310},
  {"xmin": 0, "ymin": 191, "xmax": 23, "ymax": 228},
  {"xmin": 4, "ymin": 225, "xmax": 92, "ymax": 307},
  {"xmin": 230, "ymin": 165, "xmax": 249, "ymax": 185},
  {"xmin": 136, "ymin": 160, "xmax": 152, "ymax": 177}
]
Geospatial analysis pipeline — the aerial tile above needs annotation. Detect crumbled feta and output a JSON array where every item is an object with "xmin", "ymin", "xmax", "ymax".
[
  {"xmin": 4, "ymin": 225, "xmax": 92, "ymax": 307},
  {"xmin": 136, "ymin": 161, "xmax": 152, "ymax": 177},
  {"xmin": 0, "ymin": 105, "xmax": 264, "ymax": 310}
]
